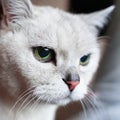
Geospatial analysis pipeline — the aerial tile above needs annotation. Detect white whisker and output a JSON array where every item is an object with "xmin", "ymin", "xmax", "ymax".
[
  {"xmin": 14, "ymin": 94, "xmax": 32, "ymax": 118},
  {"xmin": 9, "ymin": 86, "xmax": 37, "ymax": 118},
  {"xmin": 29, "ymin": 94, "xmax": 44, "ymax": 110},
  {"xmin": 10, "ymin": 89, "xmax": 34, "ymax": 113},
  {"xmin": 17, "ymin": 86, "xmax": 35, "ymax": 100},
  {"xmin": 80, "ymin": 99, "xmax": 88, "ymax": 119}
]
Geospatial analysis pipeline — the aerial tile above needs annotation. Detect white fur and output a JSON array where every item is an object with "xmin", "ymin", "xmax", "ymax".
[{"xmin": 0, "ymin": 0, "xmax": 114, "ymax": 120}]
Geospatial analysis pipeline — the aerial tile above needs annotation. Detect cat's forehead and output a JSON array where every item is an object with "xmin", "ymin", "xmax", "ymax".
[{"xmin": 23, "ymin": 7, "xmax": 97, "ymax": 53}]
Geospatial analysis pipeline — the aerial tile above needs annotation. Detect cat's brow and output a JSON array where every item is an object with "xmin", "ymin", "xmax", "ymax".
[{"xmin": 29, "ymin": 40, "xmax": 57, "ymax": 50}]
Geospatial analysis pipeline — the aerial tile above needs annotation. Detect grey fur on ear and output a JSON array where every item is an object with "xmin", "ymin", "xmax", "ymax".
[
  {"xmin": 82, "ymin": 6, "xmax": 115, "ymax": 34},
  {"xmin": 0, "ymin": 0, "xmax": 33, "ymax": 26}
]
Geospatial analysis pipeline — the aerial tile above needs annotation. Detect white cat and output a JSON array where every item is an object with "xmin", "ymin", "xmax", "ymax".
[{"xmin": 0, "ymin": 0, "xmax": 114, "ymax": 120}]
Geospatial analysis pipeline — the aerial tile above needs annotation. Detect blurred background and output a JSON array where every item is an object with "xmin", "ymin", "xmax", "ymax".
[{"xmin": 31, "ymin": 0, "xmax": 120, "ymax": 120}]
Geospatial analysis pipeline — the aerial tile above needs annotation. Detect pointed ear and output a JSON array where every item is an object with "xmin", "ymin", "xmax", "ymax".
[
  {"xmin": 82, "ymin": 6, "xmax": 115, "ymax": 34},
  {"xmin": 0, "ymin": 0, "xmax": 33, "ymax": 27}
]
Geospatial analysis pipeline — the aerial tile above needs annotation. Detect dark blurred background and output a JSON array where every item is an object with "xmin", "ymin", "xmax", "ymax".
[
  {"xmin": 32, "ymin": 0, "xmax": 114, "ymax": 13},
  {"xmin": 70, "ymin": 0, "xmax": 114, "ymax": 13}
]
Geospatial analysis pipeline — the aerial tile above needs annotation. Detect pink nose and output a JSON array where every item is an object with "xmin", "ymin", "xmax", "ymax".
[{"xmin": 66, "ymin": 81, "xmax": 80, "ymax": 91}]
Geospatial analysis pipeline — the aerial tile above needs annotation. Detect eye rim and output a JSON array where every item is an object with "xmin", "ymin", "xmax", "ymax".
[
  {"xmin": 80, "ymin": 53, "xmax": 91, "ymax": 66},
  {"xmin": 33, "ymin": 46, "xmax": 55, "ymax": 63}
]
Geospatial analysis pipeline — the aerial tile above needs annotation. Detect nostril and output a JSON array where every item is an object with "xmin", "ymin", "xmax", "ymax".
[{"xmin": 62, "ymin": 78, "xmax": 65, "ymax": 82}]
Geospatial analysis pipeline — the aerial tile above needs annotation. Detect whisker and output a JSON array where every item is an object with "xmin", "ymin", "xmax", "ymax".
[
  {"xmin": 14, "ymin": 94, "xmax": 33, "ymax": 118},
  {"xmin": 29, "ymin": 94, "xmax": 44, "ymax": 110},
  {"xmin": 18, "ymin": 95, "xmax": 34, "ymax": 111},
  {"xmin": 15, "ymin": 95, "xmax": 39, "ymax": 120},
  {"xmin": 80, "ymin": 99, "xmax": 88, "ymax": 119},
  {"xmin": 86, "ymin": 96, "xmax": 97, "ymax": 109},
  {"xmin": 82, "ymin": 87, "xmax": 105, "ymax": 120},
  {"xmin": 87, "ymin": 88, "xmax": 97, "ymax": 98},
  {"xmin": 13, "ymin": 94, "xmax": 30, "ymax": 120},
  {"xmin": 17, "ymin": 86, "xmax": 36, "ymax": 100},
  {"xmin": 88, "ymin": 88, "xmax": 104, "ymax": 109},
  {"xmin": 9, "ymin": 89, "xmax": 34, "ymax": 114}
]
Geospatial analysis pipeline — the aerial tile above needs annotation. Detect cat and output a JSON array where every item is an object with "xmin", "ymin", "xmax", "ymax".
[{"xmin": 0, "ymin": 0, "xmax": 114, "ymax": 120}]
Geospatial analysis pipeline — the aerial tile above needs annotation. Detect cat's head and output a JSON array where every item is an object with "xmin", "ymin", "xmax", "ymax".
[{"xmin": 0, "ymin": 0, "xmax": 114, "ymax": 105}]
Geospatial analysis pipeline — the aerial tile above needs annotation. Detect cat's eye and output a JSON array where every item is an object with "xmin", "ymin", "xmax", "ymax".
[
  {"xmin": 33, "ymin": 47, "xmax": 55, "ymax": 63},
  {"xmin": 80, "ymin": 54, "xmax": 90, "ymax": 66}
]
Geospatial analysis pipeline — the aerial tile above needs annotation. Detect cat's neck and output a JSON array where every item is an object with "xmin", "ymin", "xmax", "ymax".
[
  {"xmin": 0, "ymin": 100, "xmax": 57, "ymax": 120},
  {"xmin": 16, "ymin": 104, "xmax": 58, "ymax": 120}
]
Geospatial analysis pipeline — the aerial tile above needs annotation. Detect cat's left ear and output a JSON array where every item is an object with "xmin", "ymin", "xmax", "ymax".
[
  {"xmin": 82, "ymin": 6, "xmax": 115, "ymax": 34},
  {"xmin": 0, "ymin": 0, "xmax": 33, "ymax": 28}
]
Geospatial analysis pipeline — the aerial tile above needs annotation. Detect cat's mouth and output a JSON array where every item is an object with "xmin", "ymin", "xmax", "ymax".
[
  {"xmin": 36, "ymin": 92, "xmax": 81, "ymax": 106},
  {"xmin": 33, "ymin": 87, "xmax": 87, "ymax": 105},
  {"xmin": 33, "ymin": 82, "xmax": 87, "ymax": 105},
  {"xmin": 33, "ymin": 91, "xmax": 72, "ymax": 105}
]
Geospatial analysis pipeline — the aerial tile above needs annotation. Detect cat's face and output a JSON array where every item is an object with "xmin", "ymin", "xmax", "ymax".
[{"xmin": 0, "ymin": 0, "xmax": 114, "ymax": 105}]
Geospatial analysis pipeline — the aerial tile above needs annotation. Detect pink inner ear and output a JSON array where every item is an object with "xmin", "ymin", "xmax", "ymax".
[
  {"xmin": 0, "ymin": 0, "xmax": 16, "ymax": 26},
  {"xmin": 3, "ymin": 10, "xmax": 9, "ymax": 26},
  {"xmin": 0, "ymin": 0, "xmax": 9, "ymax": 26},
  {"xmin": 0, "ymin": 1, "xmax": 3, "ymax": 20}
]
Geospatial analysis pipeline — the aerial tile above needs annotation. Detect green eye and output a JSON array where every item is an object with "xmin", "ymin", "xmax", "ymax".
[
  {"xmin": 34, "ymin": 47, "xmax": 54, "ymax": 62},
  {"xmin": 80, "ymin": 54, "xmax": 90, "ymax": 66}
]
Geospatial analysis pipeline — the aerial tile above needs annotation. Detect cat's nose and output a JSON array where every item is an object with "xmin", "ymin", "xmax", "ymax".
[{"xmin": 63, "ymin": 73, "xmax": 80, "ymax": 91}]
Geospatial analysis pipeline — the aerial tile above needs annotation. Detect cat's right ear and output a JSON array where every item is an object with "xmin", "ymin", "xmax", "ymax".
[{"xmin": 0, "ymin": 0, "xmax": 33, "ymax": 28}]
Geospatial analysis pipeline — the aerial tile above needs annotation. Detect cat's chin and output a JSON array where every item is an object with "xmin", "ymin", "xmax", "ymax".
[
  {"xmin": 51, "ymin": 97, "xmax": 71, "ymax": 106},
  {"xmin": 52, "ymin": 97, "xmax": 82, "ymax": 106},
  {"xmin": 40, "ymin": 96, "xmax": 81, "ymax": 106},
  {"xmin": 37, "ymin": 97, "xmax": 71, "ymax": 106}
]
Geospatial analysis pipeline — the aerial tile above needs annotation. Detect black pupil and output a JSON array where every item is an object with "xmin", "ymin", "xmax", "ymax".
[
  {"xmin": 38, "ymin": 48, "xmax": 50, "ymax": 57},
  {"xmin": 81, "ymin": 55, "xmax": 89, "ymax": 62}
]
